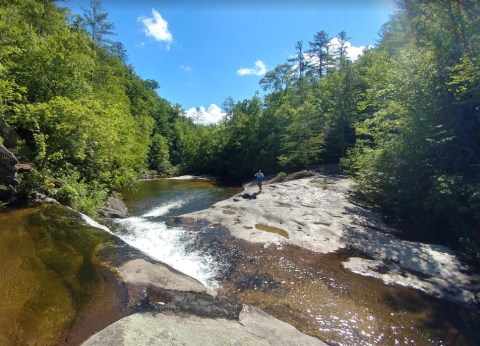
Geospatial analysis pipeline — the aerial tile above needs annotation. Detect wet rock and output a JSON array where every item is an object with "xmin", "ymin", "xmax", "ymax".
[
  {"xmin": 180, "ymin": 173, "xmax": 480, "ymax": 305},
  {"xmin": 30, "ymin": 191, "xmax": 59, "ymax": 204},
  {"xmin": 85, "ymin": 257, "xmax": 326, "ymax": 345},
  {"xmin": 118, "ymin": 258, "xmax": 211, "ymax": 295}
]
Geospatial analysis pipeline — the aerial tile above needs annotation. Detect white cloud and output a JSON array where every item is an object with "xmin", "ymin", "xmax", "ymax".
[
  {"xmin": 301, "ymin": 38, "xmax": 372, "ymax": 71},
  {"xmin": 236, "ymin": 60, "xmax": 267, "ymax": 76},
  {"xmin": 327, "ymin": 37, "xmax": 372, "ymax": 61},
  {"xmin": 186, "ymin": 104, "xmax": 226, "ymax": 125},
  {"xmin": 180, "ymin": 65, "xmax": 192, "ymax": 72},
  {"xmin": 138, "ymin": 9, "xmax": 173, "ymax": 48}
]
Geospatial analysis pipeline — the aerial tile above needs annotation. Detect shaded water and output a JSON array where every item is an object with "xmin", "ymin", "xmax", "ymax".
[
  {"xmin": 0, "ymin": 205, "xmax": 127, "ymax": 345},
  {"xmin": 118, "ymin": 178, "xmax": 480, "ymax": 345}
]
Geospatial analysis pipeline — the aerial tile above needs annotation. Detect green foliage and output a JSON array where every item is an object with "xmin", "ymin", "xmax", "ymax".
[
  {"xmin": 148, "ymin": 134, "xmax": 173, "ymax": 174},
  {"xmin": 16, "ymin": 169, "xmax": 47, "ymax": 199},
  {"xmin": 275, "ymin": 172, "xmax": 287, "ymax": 181},
  {"xmin": 342, "ymin": 0, "xmax": 480, "ymax": 259},
  {"xmin": 0, "ymin": 0, "xmax": 179, "ymax": 215},
  {"xmin": 54, "ymin": 173, "xmax": 108, "ymax": 215},
  {"xmin": 2, "ymin": 0, "xmax": 480, "ymax": 260}
]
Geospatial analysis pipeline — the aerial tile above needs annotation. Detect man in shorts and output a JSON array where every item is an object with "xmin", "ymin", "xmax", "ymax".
[{"xmin": 254, "ymin": 169, "xmax": 264, "ymax": 193}]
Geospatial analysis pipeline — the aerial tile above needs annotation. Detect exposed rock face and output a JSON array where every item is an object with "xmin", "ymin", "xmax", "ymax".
[
  {"xmin": 99, "ymin": 192, "xmax": 128, "ymax": 218},
  {"xmin": 82, "ymin": 257, "xmax": 325, "ymax": 345},
  {"xmin": 180, "ymin": 174, "xmax": 479, "ymax": 305},
  {"xmin": 83, "ymin": 307, "xmax": 325, "ymax": 346},
  {"xmin": 0, "ymin": 144, "xmax": 19, "ymax": 204}
]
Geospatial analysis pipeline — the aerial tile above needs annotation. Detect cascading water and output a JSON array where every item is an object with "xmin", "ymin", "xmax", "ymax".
[
  {"xmin": 105, "ymin": 178, "xmax": 242, "ymax": 289},
  {"xmin": 33, "ymin": 178, "xmax": 480, "ymax": 345},
  {"xmin": 112, "ymin": 202, "xmax": 222, "ymax": 288}
]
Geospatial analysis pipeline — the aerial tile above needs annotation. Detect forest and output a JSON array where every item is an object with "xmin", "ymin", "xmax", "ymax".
[{"xmin": 1, "ymin": 0, "xmax": 479, "ymax": 261}]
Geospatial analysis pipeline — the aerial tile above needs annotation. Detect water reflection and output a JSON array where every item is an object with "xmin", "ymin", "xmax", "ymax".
[{"xmin": 0, "ymin": 205, "xmax": 126, "ymax": 346}]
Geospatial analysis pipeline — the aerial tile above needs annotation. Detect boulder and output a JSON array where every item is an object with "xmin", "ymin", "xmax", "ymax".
[{"xmin": 99, "ymin": 192, "xmax": 128, "ymax": 218}]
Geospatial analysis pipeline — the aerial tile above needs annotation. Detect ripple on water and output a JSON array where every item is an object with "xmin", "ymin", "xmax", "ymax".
[{"xmin": 212, "ymin": 242, "xmax": 480, "ymax": 346}]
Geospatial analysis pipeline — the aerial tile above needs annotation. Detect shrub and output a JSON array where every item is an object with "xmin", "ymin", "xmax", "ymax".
[{"xmin": 276, "ymin": 172, "xmax": 287, "ymax": 181}]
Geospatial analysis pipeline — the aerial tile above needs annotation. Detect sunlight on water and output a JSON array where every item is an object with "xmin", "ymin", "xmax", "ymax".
[
  {"xmin": 113, "ymin": 203, "xmax": 221, "ymax": 289},
  {"xmin": 106, "ymin": 178, "xmax": 242, "ymax": 290}
]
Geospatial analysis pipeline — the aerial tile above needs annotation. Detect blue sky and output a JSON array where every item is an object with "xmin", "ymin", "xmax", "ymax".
[{"xmin": 64, "ymin": 0, "xmax": 396, "ymax": 124}]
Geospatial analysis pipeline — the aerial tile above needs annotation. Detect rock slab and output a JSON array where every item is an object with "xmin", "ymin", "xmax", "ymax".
[{"xmin": 83, "ymin": 306, "xmax": 325, "ymax": 346}]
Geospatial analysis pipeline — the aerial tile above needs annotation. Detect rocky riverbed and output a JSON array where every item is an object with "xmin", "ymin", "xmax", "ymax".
[
  {"xmin": 180, "ymin": 172, "xmax": 479, "ymax": 306},
  {"xmin": 86, "ymin": 172, "xmax": 479, "ymax": 345},
  {"xmin": 83, "ymin": 258, "xmax": 324, "ymax": 346}
]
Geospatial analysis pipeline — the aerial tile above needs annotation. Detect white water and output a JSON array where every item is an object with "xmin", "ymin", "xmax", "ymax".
[
  {"xmin": 81, "ymin": 201, "xmax": 221, "ymax": 290},
  {"xmin": 142, "ymin": 198, "xmax": 187, "ymax": 217},
  {"xmin": 80, "ymin": 212, "xmax": 112, "ymax": 233}
]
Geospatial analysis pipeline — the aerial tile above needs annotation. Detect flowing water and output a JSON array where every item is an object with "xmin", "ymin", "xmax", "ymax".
[
  {"xmin": 114, "ymin": 178, "xmax": 480, "ymax": 346},
  {"xmin": 110, "ymin": 178, "xmax": 242, "ymax": 288},
  {"xmin": 2, "ymin": 178, "xmax": 479, "ymax": 345}
]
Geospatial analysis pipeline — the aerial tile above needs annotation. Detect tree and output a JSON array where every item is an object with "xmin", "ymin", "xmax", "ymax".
[
  {"xmin": 278, "ymin": 88, "xmax": 323, "ymax": 169},
  {"xmin": 148, "ymin": 134, "xmax": 172, "ymax": 174},
  {"xmin": 192, "ymin": 107, "xmax": 205, "ymax": 125},
  {"xmin": 13, "ymin": 97, "xmax": 94, "ymax": 172},
  {"xmin": 288, "ymin": 41, "xmax": 307, "ymax": 79},
  {"xmin": 82, "ymin": 0, "xmax": 115, "ymax": 47},
  {"xmin": 335, "ymin": 30, "xmax": 351, "ymax": 68},
  {"xmin": 308, "ymin": 30, "xmax": 331, "ymax": 78},
  {"xmin": 259, "ymin": 63, "xmax": 294, "ymax": 92},
  {"xmin": 109, "ymin": 41, "xmax": 128, "ymax": 62}
]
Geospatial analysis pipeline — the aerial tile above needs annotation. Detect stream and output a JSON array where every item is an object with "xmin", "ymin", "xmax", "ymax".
[
  {"xmin": 112, "ymin": 178, "xmax": 480, "ymax": 346},
  {"xmin": 1, "ymin": 177, "xmax": 479, "ymax": 345}
]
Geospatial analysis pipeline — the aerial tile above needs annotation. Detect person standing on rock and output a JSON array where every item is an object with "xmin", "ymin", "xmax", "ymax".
[{"xmin": 254, "ymin": 169, "xmax": 264, "ymax": 193}]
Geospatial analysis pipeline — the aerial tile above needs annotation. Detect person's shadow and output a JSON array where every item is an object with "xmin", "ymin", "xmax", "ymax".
[{"xmin": 241, "ymin": 192, "xmax": 259, "ymax": 200}]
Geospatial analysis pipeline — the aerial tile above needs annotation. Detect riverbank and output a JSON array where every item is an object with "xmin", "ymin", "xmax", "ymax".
[{"xmin": 180, "ymin": 172, "xmax": 480, "ymax": 305}]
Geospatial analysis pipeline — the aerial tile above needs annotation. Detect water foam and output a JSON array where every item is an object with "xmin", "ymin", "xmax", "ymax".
[
  {"xmin": 114, "ymin": 215, "xmax": 220, "ymax": 289},
  {"xmin": 142, "ymin": 199, "xmax": 185, "ymax": 217},
  {"xmin": 79, "ymin": 202, "xmax": 221, "ymax": 290},
  {"xmin": 79, "ymin": 212, "xmax": 112, "ymax": 234}
]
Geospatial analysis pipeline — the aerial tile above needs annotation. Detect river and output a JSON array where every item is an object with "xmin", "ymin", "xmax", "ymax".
[
  {"xmin": 112, "ymin": 178, "xmax": 480, "ymax": 346},
  {"xmin": 1, "ymin": 177, "xmax": 479, "ymax": 345}
]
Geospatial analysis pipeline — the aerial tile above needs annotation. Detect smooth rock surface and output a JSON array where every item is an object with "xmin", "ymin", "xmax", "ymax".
[
  {"xmin": 181, "ymin": 174, "xmax": 479, "ymax": 304},
  {"xmin": 118, "ymin": 258, "xmax": 213, "ymax": 295},
  {"xmin": 99, "ymin": 192, "xmax": 128, "ymax": 218},
  {"xmin": 83, "ymin": 305, "xmax": 326, "ymax": 346}
]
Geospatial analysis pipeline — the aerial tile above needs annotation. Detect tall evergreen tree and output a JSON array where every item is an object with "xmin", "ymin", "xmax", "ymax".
[
  {"xmin": 82, "ymin": 0, "xmax": 115, "ymax": 47},
  {"xmin": 308, "ymin": 30, "xmax": 331, "ymax": 78},
  {"xmin": 288, "ymin": 41, "xmax": 307, "ymax": 79}
]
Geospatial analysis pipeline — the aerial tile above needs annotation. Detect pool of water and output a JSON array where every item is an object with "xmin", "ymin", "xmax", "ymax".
[{"xmin": 0, "ymin": 205, "xmax": 127, "ymax": 345}]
